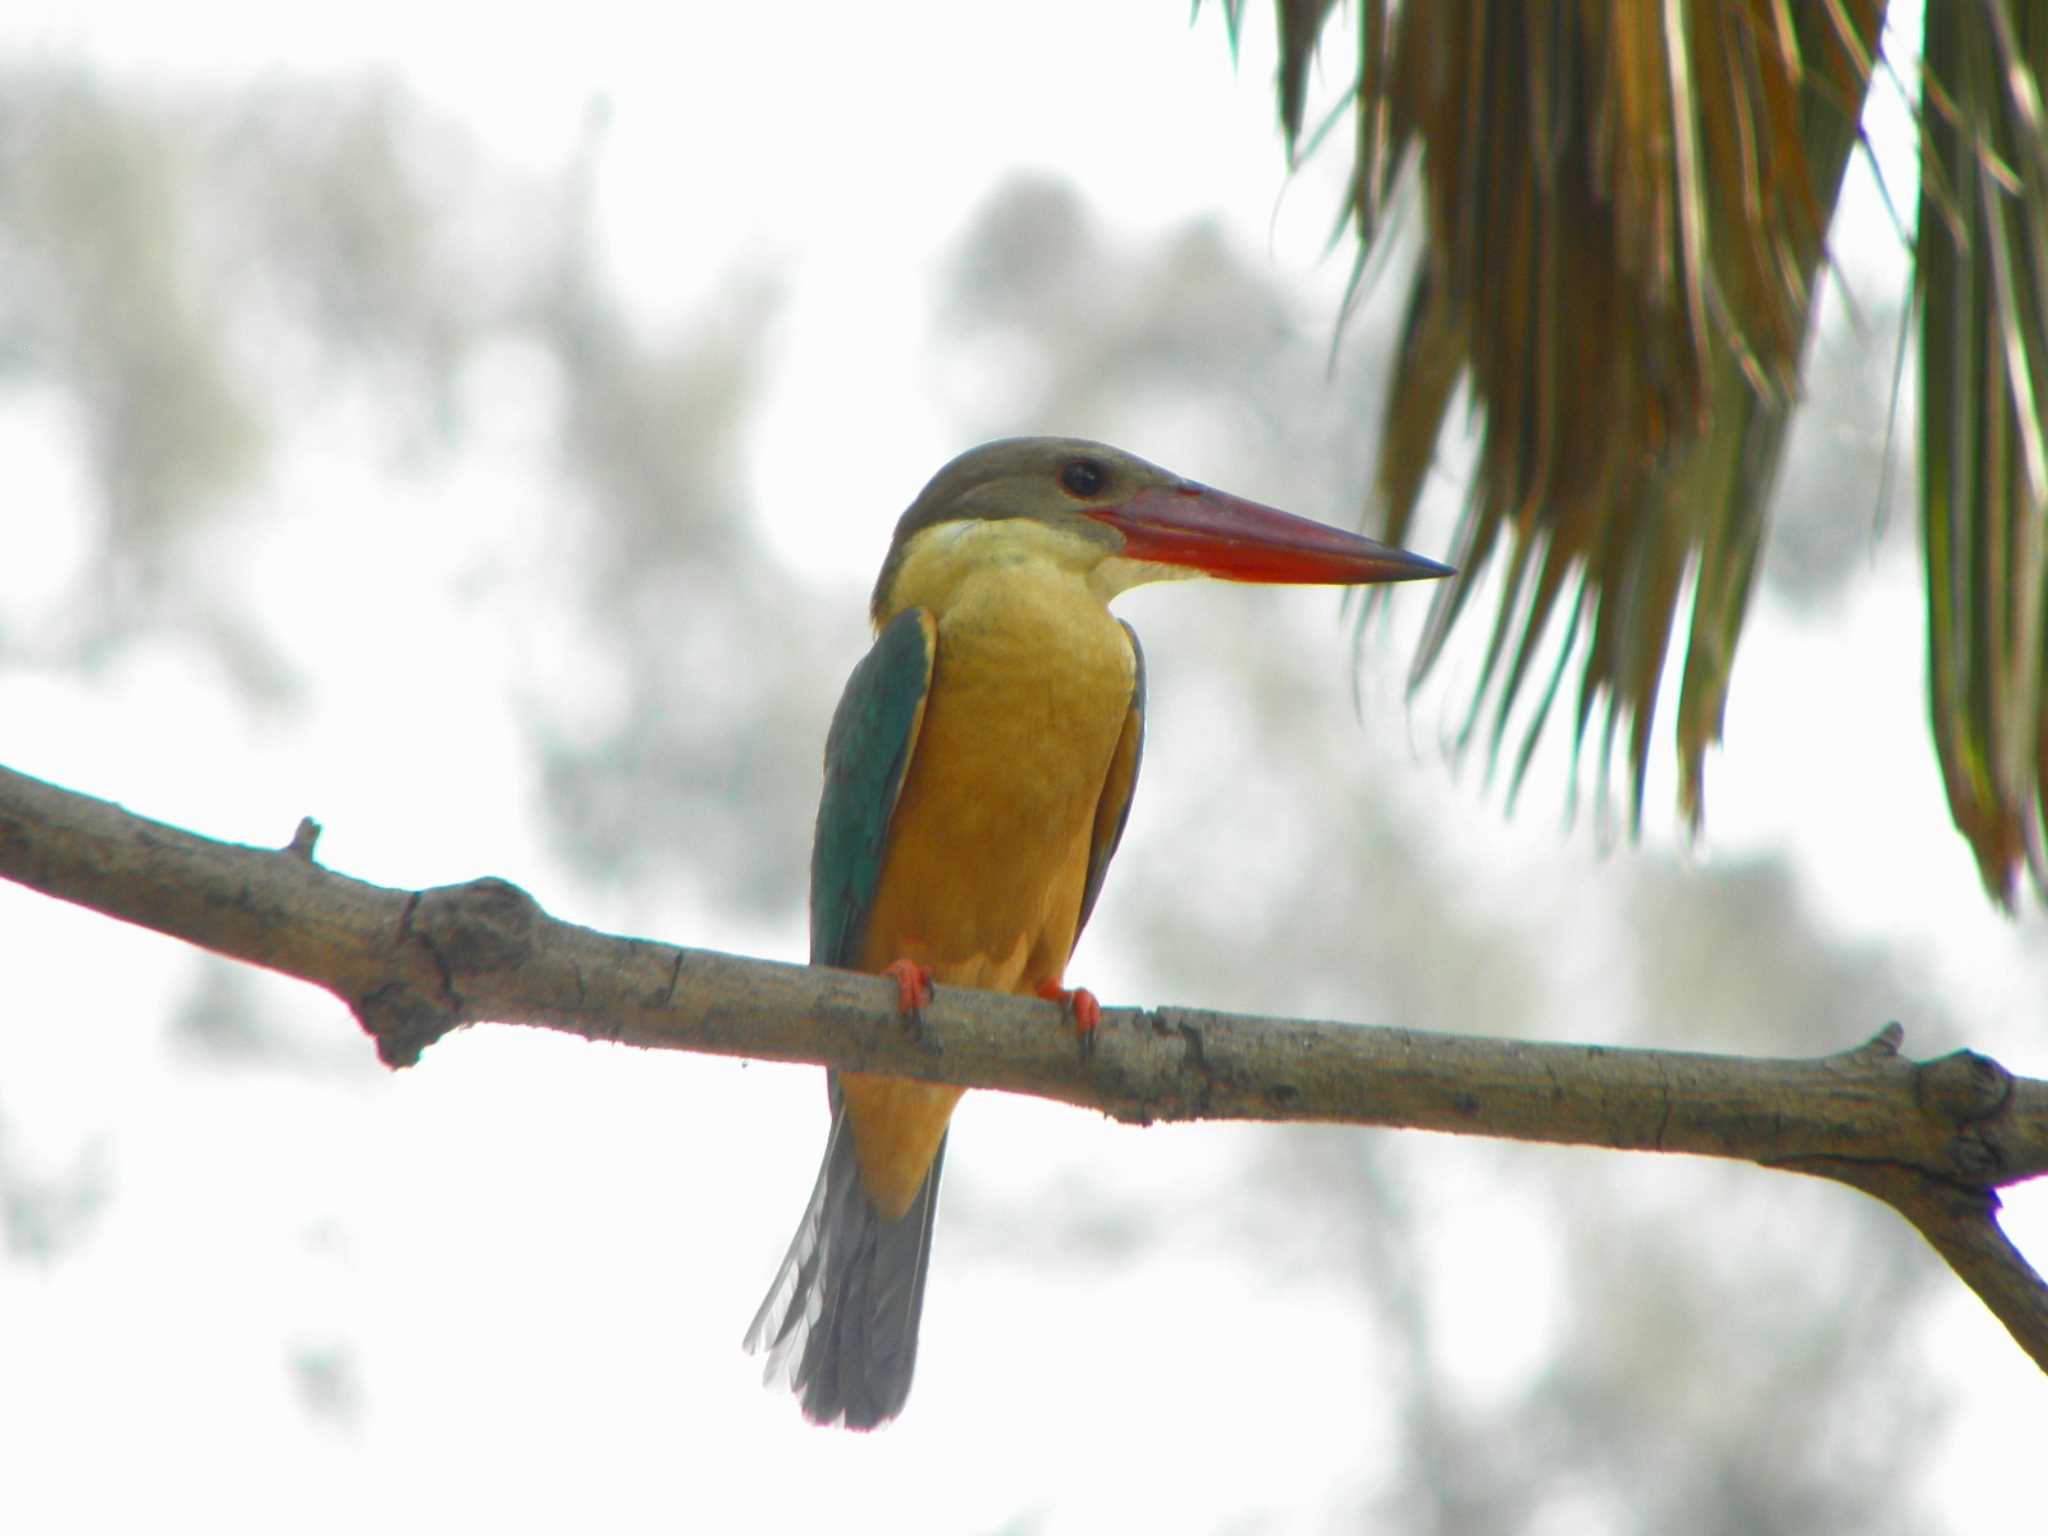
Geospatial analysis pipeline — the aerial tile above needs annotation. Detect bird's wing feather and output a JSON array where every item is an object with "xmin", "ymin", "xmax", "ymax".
[
  {"xmin": 1076, "ymin": 620, "xmax": 1145, "ymax": 941},
  {"xmin": 748, "ymin": 606, "xmax": 941, "ymax": 1430},
  {"xmin": 809, "ymin": 607, "xmax": 939, "ymax": 968}
]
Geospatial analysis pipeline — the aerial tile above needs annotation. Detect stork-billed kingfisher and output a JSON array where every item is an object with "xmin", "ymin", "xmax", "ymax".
[{"xmin": 744, "ymin": 437, "xmax": 1450, "ymax": 1429}]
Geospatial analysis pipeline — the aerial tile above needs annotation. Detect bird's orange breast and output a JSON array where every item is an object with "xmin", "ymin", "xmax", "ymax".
[{"xmin": 841, "ymin": 561, "xmax": 1138, "ymax": 1217}]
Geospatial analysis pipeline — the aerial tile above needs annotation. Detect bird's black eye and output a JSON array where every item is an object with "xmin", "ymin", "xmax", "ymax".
[{"xmin": 1058, "ymin": 458, "xmax": 1107, "ymax": 498}]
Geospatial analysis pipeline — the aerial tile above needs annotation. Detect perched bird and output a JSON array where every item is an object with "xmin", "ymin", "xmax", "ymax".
[{"xmin": 744, "ymin": 437, "xmax": 1450, "ymax": 1429}]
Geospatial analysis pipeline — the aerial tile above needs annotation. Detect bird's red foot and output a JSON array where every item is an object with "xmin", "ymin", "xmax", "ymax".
[
  {"xmin": 1037, "ymin": 981, "xmax": 1102, "ymax": 1054},
  {"xmin": 886, "ymin": 958, "xmax": 936, "ymax": 1014},
  {"xmin": 884, "ymin": 959, "xmax": 938, "ymax": 1049}
]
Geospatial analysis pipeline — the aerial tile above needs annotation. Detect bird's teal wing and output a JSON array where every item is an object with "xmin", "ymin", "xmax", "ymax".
[
  {"xmin": 810, "ymin": 607, "xmax": 938, "ymax": 968},
  {"xmin": 1076, "ymin": 620, "xmax": 1145, "ymax": 941},
  {"xmin": 748, "ymin": 605, "xmax": 940, "ymax": 1429}
]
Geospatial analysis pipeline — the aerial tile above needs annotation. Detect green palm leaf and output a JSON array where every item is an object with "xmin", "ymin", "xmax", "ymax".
[
  {"xmin": 1232, "ymin": 1, "xmax": 2048, "ymax": 902},
  {"xmin": 1919, "ymin": 0, "xmax": 2048, "ymax": 904}
]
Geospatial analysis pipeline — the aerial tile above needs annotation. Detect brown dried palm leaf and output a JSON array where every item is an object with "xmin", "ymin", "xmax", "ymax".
[
  {"xmin": 1918, "ymin": 0, "xmax": 2048, "ymax": 905},
  {"xmin": 1262, "ymin": 0, "xmax": 1885, "ymax": 834}
]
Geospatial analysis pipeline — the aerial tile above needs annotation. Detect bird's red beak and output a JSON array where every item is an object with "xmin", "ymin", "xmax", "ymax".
[{"xmin": 1086, "ymin": 483, "xmax": 1453, "ymax": 585}]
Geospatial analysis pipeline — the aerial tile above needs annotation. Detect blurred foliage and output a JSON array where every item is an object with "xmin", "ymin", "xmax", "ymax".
[
  {"xmin": 0, "ymin": 71, "xmax": 265, "ymax": 680},
  {"xmin": 938, "ymin": 178, "xmax": 1329, "ymax": 455},
  {"xmin": 1622, "ymin": 854, "xmax": 1950, "ymax": 1053},
  {"xmin": 1226, "ymin": 0, "xmax": 2048, "ymax": 906},
  {"xmin": 169, "ymin": 955, "xmax": 386, "ymax": 1075},
  {"xmin": 1251, "ymin": 1125, "xmax": 1940, "ymax": 1536},
  {"xmin": 0, "ymin": 1110, "xmax": 111, "ymax": 1263},
  {"xmin": 0, "ymin": 69, "xmax": 504, "ymax": 690},
  {"xmin": 287, "ymin": 1334, "xmax": 367, "ymax": 1432},
  {"xmin": 1759, "ymin": 300, "xmax": 1916, "ymax": 605},
  {"xmin": 522, "ymin": 168, "xmax": 831, "ymax": 910},
  {"xmin": 0, "ymin": 66, "xmax": 823, "ymax": 914},
  {"xmin": 0, "ymin": 1105, "xmax": 112, "ymax": 1261}
]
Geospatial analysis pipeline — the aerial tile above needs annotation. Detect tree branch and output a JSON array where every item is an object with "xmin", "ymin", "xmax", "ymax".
[{"xmin": 2, "ymin": 760, "xmax": 2045, "ymax": 1370}]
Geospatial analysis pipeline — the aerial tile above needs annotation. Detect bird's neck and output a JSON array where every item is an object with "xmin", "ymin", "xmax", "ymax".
[{"xmin": 877, "ymin": 520, "xmax": 1110, "ymax": 631}]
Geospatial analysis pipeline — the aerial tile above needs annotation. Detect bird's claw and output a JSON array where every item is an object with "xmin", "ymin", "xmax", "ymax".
[
  {"xmin": 884, "ymin": 958, "xmax": 939, "ymax": 1052},
  {"xmin": 1037, "ymin": 981, "xmax": 1102, "ymax": 1060}
]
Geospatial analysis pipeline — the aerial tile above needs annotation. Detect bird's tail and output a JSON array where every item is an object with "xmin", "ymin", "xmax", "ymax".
[{"xmin": 743, "ymin": 1103, "xmax": 946, "ymax": 1431}]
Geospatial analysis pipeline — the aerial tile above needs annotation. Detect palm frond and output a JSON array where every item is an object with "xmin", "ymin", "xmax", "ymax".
[
  {"xmin": 1271, "ymin": 1, "xmax": 1884, "ymax": 836},
  {"xmin": 1918, "ymin": 0, "xmax": 2048, "ymax": 905}
]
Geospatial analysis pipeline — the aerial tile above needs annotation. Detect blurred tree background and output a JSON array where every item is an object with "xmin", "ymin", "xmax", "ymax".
[{"xmin": 0, "ymin": 16, "xmax": 2042, "ymax": 1535}]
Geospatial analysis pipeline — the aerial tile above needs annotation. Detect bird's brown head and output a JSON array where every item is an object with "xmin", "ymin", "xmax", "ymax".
[{"xmin": 871, "ymin": 437, "xmax": 1452, "ymax": 626}]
